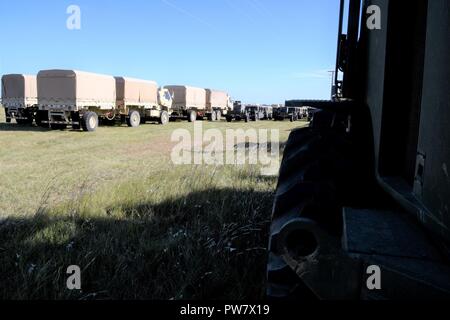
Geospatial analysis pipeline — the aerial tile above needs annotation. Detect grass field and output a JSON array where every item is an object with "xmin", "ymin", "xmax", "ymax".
[{"xmin": 0, "ymin": 106, "xmax": 307, "ymax": 300}]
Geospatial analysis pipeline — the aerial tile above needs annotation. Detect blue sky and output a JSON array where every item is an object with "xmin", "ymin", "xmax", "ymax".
[{"xmin": 0, "ymin": 0, "xmax": 339, "ymax": 104}]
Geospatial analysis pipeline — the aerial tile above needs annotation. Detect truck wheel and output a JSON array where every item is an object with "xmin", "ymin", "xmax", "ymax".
[
  {"xmin": 210, "ymin": 111, "xmax": 217, "ymax": 122},
  {"xmin": 226, "ymin": 116, "xmax": 232, "ymax": 123},
  {"xmin": 216, "ymin": 111, "xmax": 222, "ymax": 121},
  {"xmin": 267, "ymin": 110, "xmax": 374, "ymax": 299},
  {"xmin": 188, "ymin": 110, "xmax": 197, "ymax": 123},
  {"xmin": 159, "ymin": 111, "xmax": 170, "ymax": 125},
  {"xmin": 82, "ymin": 112, "xmax": 99, "ymax": 132},
  {"xmin": 127, "ymin": 111, "xmax": 141, "ymax": 128}
]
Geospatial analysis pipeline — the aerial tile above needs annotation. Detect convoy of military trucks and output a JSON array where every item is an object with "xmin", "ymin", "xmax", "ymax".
[{"xmin": 1, "ymin": 70, "xmax": 313, "ymax": 131}]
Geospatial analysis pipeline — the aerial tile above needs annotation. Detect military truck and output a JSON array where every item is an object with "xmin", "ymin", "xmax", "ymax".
[
  {"xmin": 246, "ymin": 105, "xmax": 265, "ymax": 122},
  {"xmin": 261, "ymin": 105, "xmax": 274, "ymax": 120},
  {"xmin": 1, "ymin": 74, "xmax": 38, "ymax": 125},
  {"xmin": 267, "ymin": 0, "xmax": 450, "ymax": 299},
  {"xmin": 115, "ymin": 77, "xmax": 172, "ymax": 126},
  {"xmin": 226, "ymin": 101, "xmax": 247, "ymax": 122},
  {"xmin": 273, "ymin": 106, "xmax": 302, "ymax": 122},
  {"xmin": 37, "ymin": 70, "xmax": 172, "ymax": 131},
  {"xmin": 285, "ymin": 100, "xmax": 318, "ymax": 121}
]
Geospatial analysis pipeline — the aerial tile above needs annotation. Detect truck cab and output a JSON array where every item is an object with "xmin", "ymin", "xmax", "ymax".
[
  {"xmin": 226, "ymin": 101, "xmax": 246, "ymax": 122},
  {"xmin": 158, "ymin": 88, "xmax": 173, "ymax": 111}
]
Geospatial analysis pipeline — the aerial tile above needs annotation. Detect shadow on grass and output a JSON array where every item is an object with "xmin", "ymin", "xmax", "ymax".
[
  {"xmin": 0, "ymin": 186, "xmax": 276, "ymax": 300},
  {"xmin": 0, "ymin": 123, "xmax": 51, "ymax": 132}
]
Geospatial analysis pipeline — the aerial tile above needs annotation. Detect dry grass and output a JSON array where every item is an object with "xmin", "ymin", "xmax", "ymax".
[{"xmin": 0, "ymin": 111, "xmax": 307, "ymax": 300}]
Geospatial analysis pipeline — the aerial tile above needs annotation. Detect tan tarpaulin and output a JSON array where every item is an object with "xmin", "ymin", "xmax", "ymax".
[
  {"xmin": 115, "ymin": 77, "xmax": 158, "ymax": 106},
  {"xmin": 38, "ymin": 70, "xmax": 116, "ymax": 109},
  {"xmin": 206, "ymin": 89, "xmax": 228, "ymax": 110},
  {"xmin": 1, "ymin": 74, "xmax": 38, "ymax": 107},
  {"xmin": 165, "ymin": 85, "xmax": 206, "ymax": 110}
]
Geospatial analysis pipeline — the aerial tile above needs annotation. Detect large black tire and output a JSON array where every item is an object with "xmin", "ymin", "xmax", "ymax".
[
  {"xmin": 267, "ymin": 109, "xmax": 374, "ymax": 299},
  {"xmin": 226, "ymin": 116, "xmax": 232, "ymax": 123},
  {"xmin": 188, "ymin": 110, "xmax": 197, "ymax": 123},
  {"xmin": 159, "ymin": 111, "xmax": 170, "ymax": 125},
  {"xmin": 81, "ymin": 112, "xmax": 99, "ymax": 132},
  {"xmin": 127, "ymin": 110, "xmax": 141, "ymax": 128}
]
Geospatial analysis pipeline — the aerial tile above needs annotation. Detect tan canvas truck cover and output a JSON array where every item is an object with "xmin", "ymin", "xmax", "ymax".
[
  {"xmin": 165, "ymin": 85, "xmax": 206, "ymax": 111},
  {"xmin": 37, "ymin": 70, "xmax": 116, "ymax": 110},
  {"xmin": 115, "ymin": 77, "xmax": 158, "ymax": 108},
  {"xmin": 1, "ymin": 74, "xmax": 38, "ymax": 108},
  {"xmin": 206, "ymin": 89, "xmax": 228, "ymax": 111}
]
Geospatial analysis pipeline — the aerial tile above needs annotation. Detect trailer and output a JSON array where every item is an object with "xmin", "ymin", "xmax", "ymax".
[
  {"xmin": 1, "ymin": 74, "xmax": 38, "ymax": 125},
  {"xmin": 205, "ymin": 89, "xmax": 231, "ymax": 121},
  {"xmin": 115, "ymin": 77, "xmax": 172, "ymax": 126}
]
